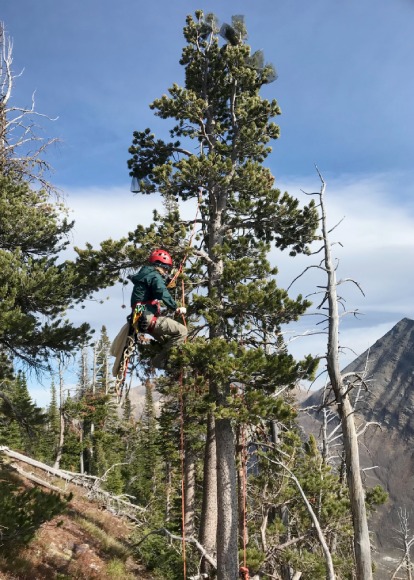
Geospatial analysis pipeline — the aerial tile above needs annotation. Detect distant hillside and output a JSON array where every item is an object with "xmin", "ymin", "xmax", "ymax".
[{"xmin": 299, "ymin": 318, "xmax": 414, "ymax": 578}]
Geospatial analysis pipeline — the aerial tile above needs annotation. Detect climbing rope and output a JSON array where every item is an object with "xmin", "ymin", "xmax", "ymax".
[
  {"xmin": 113, "ymin": 316, "xmax": 148, "ymax": 404},
  {"xmin": 179, "ymin": 267, "xmax": 188, "ymax": 578},
  {"xmin": 240, "ymin": 424, "xmax": 249, "ymax": 580},
  {"xmin": 175, "ymin": 213, "xmax": 195, "ymax": 579},
  {"xmin": 167, "ymin": 189, "xmax": 201, "ymax": 292},
  {"xmin": 179, "ymin": 370, "xmax": 187, "ymax": 578}
]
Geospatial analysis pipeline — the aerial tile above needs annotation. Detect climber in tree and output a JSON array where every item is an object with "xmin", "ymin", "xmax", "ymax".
[{"xmin": 128, "ymin": 249, "xmax": 187, "ymax": 369}]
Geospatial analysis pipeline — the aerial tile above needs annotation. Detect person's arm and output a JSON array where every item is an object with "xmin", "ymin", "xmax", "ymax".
[{"xmin": 150, "ymin": 272, "xmax": 178, "ymax": 311}]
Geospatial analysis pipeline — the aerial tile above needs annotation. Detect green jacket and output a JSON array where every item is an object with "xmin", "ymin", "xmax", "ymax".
[{"xmin": 129, "ymin": 265, "xmax": 177, "ymax": 315}]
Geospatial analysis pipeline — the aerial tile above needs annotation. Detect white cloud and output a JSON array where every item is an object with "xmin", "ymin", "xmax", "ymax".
[
  {"xmin": 28, "ymin": 172, "xmax": 414, "ymax": 403},
  {"xmin": 64, "ymin": 185, "xmax": 164, "ymax": 249},
  {"xmin": 66, "ymin": 171, "xmax": 414, "ymax": 353},
  {"xmin": 273, "ymin": 171, "xmax": 414, "ymax": 383}
]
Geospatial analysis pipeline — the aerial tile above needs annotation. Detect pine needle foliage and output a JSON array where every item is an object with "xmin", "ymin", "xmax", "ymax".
[
  {"xmin": 0, "ymin": 173, "xmax": 94, "ymax": 371},
  {"xmin": 73, "ymin": 10, "xmax": 324, "ymax": 579}
]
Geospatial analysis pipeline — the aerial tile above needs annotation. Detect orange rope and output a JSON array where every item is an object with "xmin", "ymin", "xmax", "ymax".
[
  {"xmin": 179, "ymin": 370, "xmax": 187, "ymax": 579},
  {"xmin": 241, "ymin": 425, "xmax": 248, "ymax": 574},
  {"xmin": 168, "ymin": 191, "xmax": 201, "ymax": 289},
  {"xmin": 179, "ymin": 260, "xmax": 188, "ymax": 578},
  {"xmin": 176, "ymin": 191, "xmax": 200, "ymax": 578}
]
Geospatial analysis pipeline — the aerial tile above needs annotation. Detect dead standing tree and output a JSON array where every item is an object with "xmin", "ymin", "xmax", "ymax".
[
  {"xmin": 303, "ymin": 167, "xmax": 373, "ymax": 579},
  {"xmin": 391, "ymin": 507, "xmax": 414, "ymax": 580},
  {"xmin": 0, "ymin": 21, "xmax": 58, "ymax": 191}
]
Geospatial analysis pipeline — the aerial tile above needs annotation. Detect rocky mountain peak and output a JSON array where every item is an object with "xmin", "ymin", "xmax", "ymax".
[
  {"xmin": 299, "ymin": 318, "xmax": 414, "ymax": 578},
  {"xmin": 342, "ymin": 317, "xmax": 414, "ymax": 436}
]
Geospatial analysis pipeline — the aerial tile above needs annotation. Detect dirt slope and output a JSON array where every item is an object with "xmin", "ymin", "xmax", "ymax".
[{"xmin": 0, "ymin": 463, "xmax": 154, "ymax": 580}]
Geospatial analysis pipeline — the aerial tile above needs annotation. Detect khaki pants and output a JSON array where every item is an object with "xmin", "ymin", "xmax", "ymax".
[{"xmin": 143, "ymin": 314, "xmax": 187, "ymax": 369}]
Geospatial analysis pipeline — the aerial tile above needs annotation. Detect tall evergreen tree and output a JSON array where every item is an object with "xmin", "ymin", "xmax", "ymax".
[
  {"xmin": 75, "ymin": 12, "xmax": 319, "ymax": 578},
  {"xmin": 0, "ymin": 25, "xmax": 102, "ymax": 440},
  {"xmin": 93, "ymin": 325, "xmax": 113, "ymax": 395},
  {"xmin": 128, "ymin": 13, "xmax": 319, "ymax": 578},
  {"xmin": 0, "ymin": 174, "xmax": 93, "ymax": 372}
]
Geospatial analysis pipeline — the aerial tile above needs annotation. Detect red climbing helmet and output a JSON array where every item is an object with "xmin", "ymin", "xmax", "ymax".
[{"xmin": 149, "ymin": 249, "xmax": 173, "ymax": 270}]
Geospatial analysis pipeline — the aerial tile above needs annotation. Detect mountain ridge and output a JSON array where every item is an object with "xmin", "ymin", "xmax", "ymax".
[{"xmin": 299, "ymin": 317, "xmax": 414, "ymax": 578}]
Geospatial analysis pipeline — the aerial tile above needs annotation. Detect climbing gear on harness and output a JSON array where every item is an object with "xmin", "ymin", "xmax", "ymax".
[
  {"xmin": 113, "ymin": 324, "xmax": 140, "ymax": 404},
  {"xmin": 131, "ymin": 299, "xmax": 161, "ymax": 332},
  {"xmin": 131, "ymin": 303, "xmax": 145, "ymax": 330},
  {"xmin": 149, "ymin": 248, "xmax": 173, "ymax": 270}
]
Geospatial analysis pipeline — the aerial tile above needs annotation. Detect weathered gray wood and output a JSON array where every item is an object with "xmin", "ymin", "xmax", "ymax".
[
  {"xmin": 0, "ymin": 446, "xmax": 146, "ymax": 519},
  {"xmin": 10, "ymin": 463, "xmax": 64, "ymax": 493},
  {"xmin": 1, "ymin": 446, "xmax": 76, "ymax": 482},
  {"xmin": 317, "ymin": 168, "xmax": 372, "ymax": 580}
]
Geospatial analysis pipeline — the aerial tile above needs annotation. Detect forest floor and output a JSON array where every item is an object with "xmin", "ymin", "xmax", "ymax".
[{"xmin": 0, "ymin": 460, "xmax": 155, "ymax": 580}]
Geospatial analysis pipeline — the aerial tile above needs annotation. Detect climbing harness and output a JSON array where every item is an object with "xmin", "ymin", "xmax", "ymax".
[{"xmin": 131, "ymin": 299, "xmax": 161, "ymax": 330}]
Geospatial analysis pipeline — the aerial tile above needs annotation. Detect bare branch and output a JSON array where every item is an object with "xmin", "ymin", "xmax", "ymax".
[
  {"xmin": 356, "ymin": 422, "xmax": 381, "ymax": 438},
  {"xmin": 337, "ymin": 278, "xmax": 366, "ymax": 297},
  {"xmin": 0, "ymin": 22, "xmax": 60, "ymax": 195},
  {"xmin": 287, "ymin": 264, "xmax": 327, "ymax": 291},
  {"xmin": 327, "ymin": 216, "xmax": 346, "ymax": 234}
]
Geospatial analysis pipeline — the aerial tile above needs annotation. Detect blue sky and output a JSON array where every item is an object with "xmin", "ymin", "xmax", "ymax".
[
  {"xmin": 5, "ymin": 0, "xmax": 414, "ymax": 184},
  {"xmin": 3, "ymin": 1, "xmax": 414, "ymax": 404}
]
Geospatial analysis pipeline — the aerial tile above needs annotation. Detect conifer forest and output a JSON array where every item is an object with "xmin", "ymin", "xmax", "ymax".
[{"xmin": 0, "ymin": 12, "xmax": 391, "ymax": 580}]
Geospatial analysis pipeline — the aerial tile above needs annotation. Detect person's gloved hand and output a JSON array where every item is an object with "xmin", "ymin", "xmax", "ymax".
[{"xmin": 175, "ymin": 307, "xmax": 187, "ymax": 315}]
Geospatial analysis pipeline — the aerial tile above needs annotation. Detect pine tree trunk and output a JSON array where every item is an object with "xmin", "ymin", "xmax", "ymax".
[
  {"xmin": 237, "ymin": 424, "xmax": 248, "ymax": 548},
  {"xmin": 184, "ymin": 439, "xmax": 195, "ymax": 537},
  {"xmin": 280, "ymin": 505, "xmax": 293, "ymax": 580},
  {"xmin": 207, "ymin": 180, "xmax": 239, "ymax": 578},
  {"xmin": 165, "ymin": 461, "xmax": 172, "ymax": 523},
  {"xmin": 215, "ymin": 415, "xmax": 239, "ymax": 580},
  {"xmin": 79, "ymin": 425, "xmax": 84, "ymax": 474},
  {"xmin": 199, "ymin": 412, "xmax": 217, "ymax": 576}
]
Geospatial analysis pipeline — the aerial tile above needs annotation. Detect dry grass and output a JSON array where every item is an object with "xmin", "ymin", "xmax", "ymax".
[{"xmin": 0, "ymin": 469, "xmax": 154, "ymax": 579}]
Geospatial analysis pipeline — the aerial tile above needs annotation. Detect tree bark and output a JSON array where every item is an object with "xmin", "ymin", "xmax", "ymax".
[
  {"xmin": 340, "ymin": 396, "xmax": 372, "ymax": 578},
  {"xmin": 184, "ymin": 439, "xmax": 196, "ymax": 537},
  {"xmin": 237, "ymin": 423, "xmax": 249, "ymax": 549},
  {"xmin": 215, "ymin": 416, "xmax": 239, "ymax": 580},
  {"xmin": 199, "ymin": 412, "xmax": 218, "ymax": 576},
  {"xmin": 206, "ymin": 171, "xmax": 239, "ymax": 577}
]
